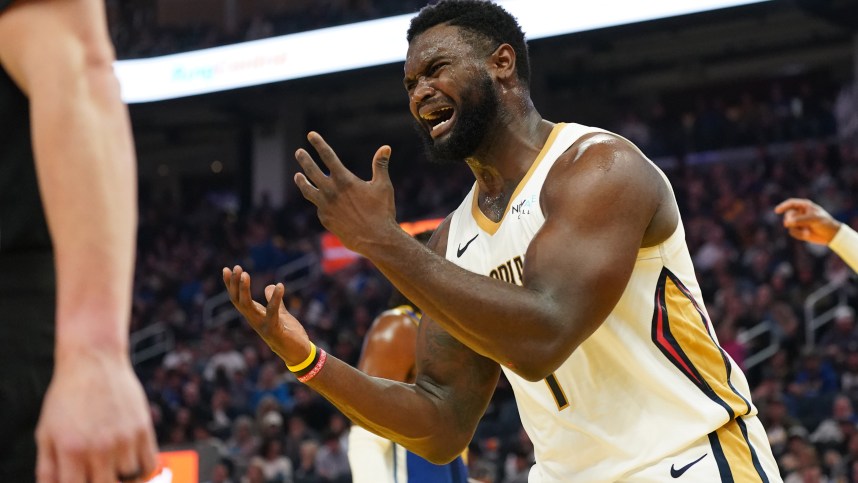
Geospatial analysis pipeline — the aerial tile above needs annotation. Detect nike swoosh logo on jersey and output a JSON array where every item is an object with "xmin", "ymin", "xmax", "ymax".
[
  {"xmin": 670, "ymin": 453, "xmax": 707, "ymax": 478},
  {"xmin": 456, "ymin": 234, "xmax": 479, "ymax": 258}
]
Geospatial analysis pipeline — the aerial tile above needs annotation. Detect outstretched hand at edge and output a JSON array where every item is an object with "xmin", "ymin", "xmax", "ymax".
[{"xmin": 774, "ymin": 198, "xmax": 841, "ymax": 246}]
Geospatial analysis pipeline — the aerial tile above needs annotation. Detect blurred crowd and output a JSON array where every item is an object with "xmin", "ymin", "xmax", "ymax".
[{"xmin": 106, "ymin": 0, "xmax": 431, "ymax": 59}]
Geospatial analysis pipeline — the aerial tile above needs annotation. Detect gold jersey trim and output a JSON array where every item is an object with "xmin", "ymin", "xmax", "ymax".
[{"xmin": 470, "ymin": 123, "xmax": 565, "ymax": 235}]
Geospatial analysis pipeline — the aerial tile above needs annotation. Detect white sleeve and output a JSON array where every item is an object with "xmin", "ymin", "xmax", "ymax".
[
  {"xmin": 347, "ymin": 425, "xmax": 398, "ymax": 483},
  {"xmin": 829, "ymin": 224, "xmax": 858, "ymax": 273}
]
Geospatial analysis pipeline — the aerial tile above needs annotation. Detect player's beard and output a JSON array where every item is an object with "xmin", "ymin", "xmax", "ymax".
[{"xmin": 413, "ymin": 71, "xmax": 500, "ymax": 165}]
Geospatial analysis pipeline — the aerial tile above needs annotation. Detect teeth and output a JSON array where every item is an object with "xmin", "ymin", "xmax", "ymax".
[
  {"xmin": 432, "ymin": 117, "xmax": 452, "ymax": 132},
  {"xmin": 422, "ymin": 107, "xmax": 453, "ymax": 121}
]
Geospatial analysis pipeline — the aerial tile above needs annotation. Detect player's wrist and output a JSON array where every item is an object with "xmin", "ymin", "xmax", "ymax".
[
  {"xmin": 286, "ymin": 341, "xmax": 328, "ymax": 383},
  {"xmin": 286, "ymin": 341, "xmax": 317, "ymax": 371},
  {"xmin": 55, "ymin": 315, "xmax": 129, "ymax": 360},
  {"xmin": 824, "ymin": 219, "xmax": 844, "ymax": 245},
  {"xmin": 53, "ymin": 342, "xmax": 132, "ymax": 373}
]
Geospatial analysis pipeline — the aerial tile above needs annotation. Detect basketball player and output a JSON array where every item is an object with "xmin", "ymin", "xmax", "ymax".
[
  {"xmin": 775, "ymin": 198, "xmax": 858, "ymax": 272},
  {"xmin": 347, "ymin": 232, "xmax": 469, "ymax": 483},
  {"xmin": 0, "ymin": 0, "xmax": 157, "ymax": 481},
  {"xmin": 224, "ymin": 0, "xmax": 781, "ymax": 480}
]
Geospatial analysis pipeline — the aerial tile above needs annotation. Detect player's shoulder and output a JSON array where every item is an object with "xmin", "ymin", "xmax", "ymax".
[
  {"xmin": 546, "ymin": 128, "xmax": 663, "ymax": 194},
  {"xmin": 541, "ymin": 128, "xmax": 668, "ymax": 221},
  {"xmin": 559, "ymin": 131, "xmax": 649, "ymax": 173},
  {"xmin": 367, "ymin": 307, "xmax": 420, "ymax": 343}
]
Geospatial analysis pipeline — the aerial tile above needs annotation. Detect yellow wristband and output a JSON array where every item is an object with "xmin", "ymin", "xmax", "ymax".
[{"xmin": 287, "ymin": 343, "xmax": 317, "ymax": 372}]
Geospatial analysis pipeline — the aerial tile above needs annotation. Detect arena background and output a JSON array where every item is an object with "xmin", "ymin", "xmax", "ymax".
[{"xmin": 112, "ymin": 1, "xmax": 858, "ymax": 481}]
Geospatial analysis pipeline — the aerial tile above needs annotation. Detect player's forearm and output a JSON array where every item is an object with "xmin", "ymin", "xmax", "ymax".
[
  {"xmin": 30, "ymin": 60, "xmax": 137, "ymax": 355},
  {"xmin": 364, "ymin": 229, "xmax": 571, "ymax": 381},
  {"xmin": 306, "ymin": 355, "xmax": 472, "ymax": 463},
  {"xmin": 829, "ymin": 223, "xmax": 858, "ymax": 273}
]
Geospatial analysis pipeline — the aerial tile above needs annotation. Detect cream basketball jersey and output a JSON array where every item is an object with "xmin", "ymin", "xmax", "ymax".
[{"xmin": 444, "ymin": 123, "xmax": 779, "ymax": 482}]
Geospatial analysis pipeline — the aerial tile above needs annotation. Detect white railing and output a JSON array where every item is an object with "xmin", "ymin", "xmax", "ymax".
[
  {"xmin": 202, "ymin": 251, "xmax": 322, "ymax": 331},
  {"xmin": 131, "ymin": 251, "xmax": 322, "ymax": 365},
  {"xmin": 804, "ymin": 272, "xmax": 851, "ymax": 350},
  {"xmin": 738, "ymin": 320, "xmax": 778, "ymax": 371},
  {"xmin": 130, "ymin": 322, "xmax": 174, "ymax": 366}
]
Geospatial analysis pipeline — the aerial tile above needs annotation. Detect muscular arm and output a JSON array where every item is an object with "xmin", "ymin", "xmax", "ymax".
[
  {"xmin": 0, "ymin": 0, "xmax": 136, "ymax": 355},
  {"xmin": 0, "ymin": 1, "xmax": 156, "ymax": 480},
  {"xmin": 313, "ymin": 319, "xmax": 499, "ymax": 464},
  {"xmin": 226, "ymin": 270, "xmax": 500, "ymax": 464},
  {"xmin": 296, "ymin": 133, "xmax": 673, "ymax": 381}
]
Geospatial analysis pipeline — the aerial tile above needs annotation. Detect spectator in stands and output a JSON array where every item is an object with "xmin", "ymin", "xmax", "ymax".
[
  {"xmin": 315, "ymin": 431, "xmax": 351, "ymax": 483},
  {"xmin": 251, "ymin": 362, "xmax": 294, "ymax": 412},
  {"xmin": 257, "ymin": 437, "xmax": 294, "ymax": 483},
  {"xmin": 227, "ymin": 415, "xmax": 261, "ymax": 475},
  {"xmin": 206, "ymin": 337, "xmax": 248, "ymax": 381},
  {"xmin": 294, "ymin": 440, "xmax": 322, "ymax": 483},
  {"xmin": 835, "ymin": 82, "xmax": 858, "ymax": 149},
  {"xmin": 724, "ymin": 320, "xmax": 752, "ymax": 367},
  {"xmin": 791, "ymin": 349, "xmax": 840, "ymax": 431},
  {"xmin": 230, "ymin": 367, "xmax": 257, "ymax": 415},
  {"xmin": 810, "ymin": 394, "xmax": 858, "ymax": 453},
  {"xmin": 205, "ymin": 459, "xmax": 237, "ymax": 483},
  {"xmin": 259, "ymin": 407, "xmax": 286, "ymax": 441},
  {"xmin": 761, "ymin": 394, "xmax": 805, "ymax": 459},
  {"xmin": 284, "ymin": 415, "xmax": 318, "ymax": 466},
  {"xmin": 820, "ymin": 307, "xmax": 858, "ymax": 365},
  {"xmin": 182, "ymin": 378, "xmax": 213, "ymax": 427},
  {"xmin": 209, "ymin": 386, "xmax": 238, "ymax": 439},
  {"xmin": 242, "ymin": 458, "xmax": 268, "ymax": 483},
  {"xmin": 840, "ymin": 349, "xmax": 858, "ymax": 405}
]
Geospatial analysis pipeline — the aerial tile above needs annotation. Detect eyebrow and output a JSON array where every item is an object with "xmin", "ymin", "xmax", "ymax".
[{"xmin": 403, "ymin": 54, "xmax": 445, "ymax": 88}]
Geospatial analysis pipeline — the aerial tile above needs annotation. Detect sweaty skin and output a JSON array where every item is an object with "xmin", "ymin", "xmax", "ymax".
[
  {"xmin": 357, "ymin": 309, "xmax": 419, "ymax": 382},
  {"xmin": 225, "ymin": 23, "xmax": 677, "ymax": 462}
]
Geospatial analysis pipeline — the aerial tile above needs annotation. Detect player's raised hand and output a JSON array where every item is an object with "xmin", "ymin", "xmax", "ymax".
[
  {"xmin": 293, "ymin": 131, "xmax": 401, "ymax": 254},
  {"xmin": 222, "ymin": 266, "xmax": 312, "ymax": 366},
  {"xmin": 774, "ymin": 198, "xmax": 842, "ymax": 245}
]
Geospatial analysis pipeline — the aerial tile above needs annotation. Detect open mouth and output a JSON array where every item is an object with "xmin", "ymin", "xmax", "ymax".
[{"xmin": 421, "ymin": 107, "xmax": 455, "ymax": 137}]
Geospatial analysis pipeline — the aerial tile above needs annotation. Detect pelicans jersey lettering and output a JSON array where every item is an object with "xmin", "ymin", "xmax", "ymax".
[
  {"xmin": 348, "ymin": 306, "xmax": 468, "ymax": 483},
  {"xmin": 444, "ymin": 123, "xmax": 780, "ymax": 482}
]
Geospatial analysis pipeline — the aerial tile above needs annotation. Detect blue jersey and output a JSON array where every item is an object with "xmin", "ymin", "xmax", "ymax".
[{"xmin": 399, "ymin": 446, "xmax": 467, "ymax": 483}]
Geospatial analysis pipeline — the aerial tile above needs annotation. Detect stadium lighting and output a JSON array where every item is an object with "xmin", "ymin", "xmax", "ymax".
[{"xmin": 115, "ymin": 0, "xmax": 771, "ymax": 103}]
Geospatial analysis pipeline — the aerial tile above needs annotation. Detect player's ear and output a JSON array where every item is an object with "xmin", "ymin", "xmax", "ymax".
[{"xmin": 490, "ymin": 43, "xmax": 516, "ymax": 83}]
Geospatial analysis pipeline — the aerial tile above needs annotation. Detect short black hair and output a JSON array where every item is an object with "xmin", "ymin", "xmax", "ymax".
[{"xmin": 407, "ymin": 0, "xmax": 530, "ymax": 87}]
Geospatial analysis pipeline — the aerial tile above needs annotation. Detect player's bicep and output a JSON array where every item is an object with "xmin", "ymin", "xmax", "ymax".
[
  {"xmin": 526, "ymin": 137, "xmax": 665, "ymax": 342},
  {"xmin": 414, "ymin": 316, "xmax": 500, "ymax": 437}
]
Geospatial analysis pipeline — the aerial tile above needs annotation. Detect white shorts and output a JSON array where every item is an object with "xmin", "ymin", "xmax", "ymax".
[{"xmin": 618, "ymin": 416, "xmax": 782, "ymax": 482}]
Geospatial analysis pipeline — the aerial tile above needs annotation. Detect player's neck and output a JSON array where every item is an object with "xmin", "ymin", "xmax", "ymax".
[
  {"xmin": 466, "ymin": 108, "xmax": 552, "ymax": 198},
  {"xmin": 466, "ymin": 108, "xmax": 553, "ymax": 222}
]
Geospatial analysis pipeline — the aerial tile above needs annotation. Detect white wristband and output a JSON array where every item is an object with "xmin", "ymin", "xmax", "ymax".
[{"xmin": 828, "ymin": 224, "xmax": 858, "ymax": 273}]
